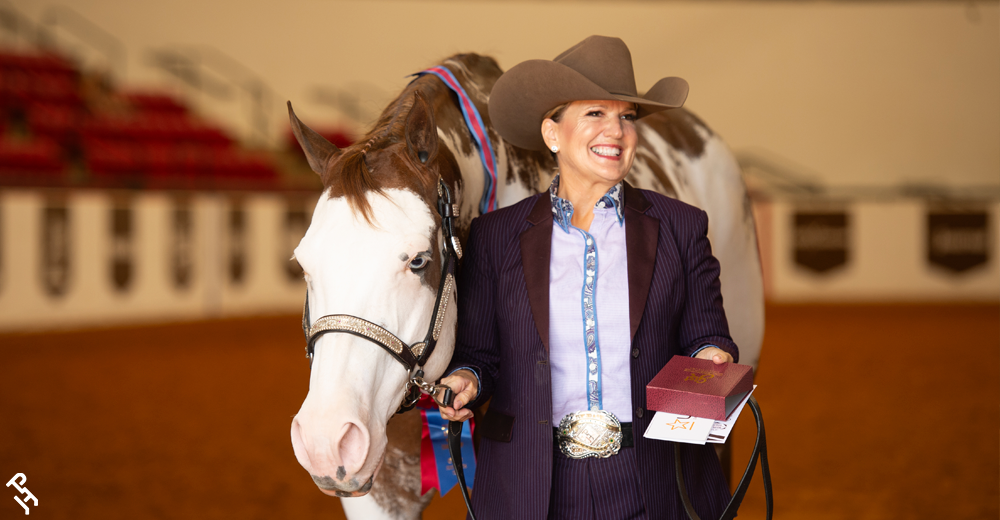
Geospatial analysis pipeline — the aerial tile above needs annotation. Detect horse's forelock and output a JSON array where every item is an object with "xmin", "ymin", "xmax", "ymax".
[
  {"xmin": 323, "ymin": 86, "xmax": 425, "ymax": 224},
  {"xmin": 327, "ymin": 150, "xmax": 383, "ymax": 224}
]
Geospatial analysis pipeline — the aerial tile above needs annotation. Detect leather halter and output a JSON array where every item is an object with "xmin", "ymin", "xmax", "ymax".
[{"xmin": 301, "ymin": 178, "xmax": 462, "ymax": 413}]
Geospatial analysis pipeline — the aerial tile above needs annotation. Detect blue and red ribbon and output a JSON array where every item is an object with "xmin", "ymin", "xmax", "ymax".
[
  {"xmin": 418, "ymin": 395, "xmax": 475, "ymax": 496},
  {"xmin": 414, "ymin": 66, "xmax": 498, "ymax": 214}
]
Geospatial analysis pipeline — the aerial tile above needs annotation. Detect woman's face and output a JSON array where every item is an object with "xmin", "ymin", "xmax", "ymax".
[{"xmin": 542, "ymin": 99, "xmax": 639, "ymax": 188}]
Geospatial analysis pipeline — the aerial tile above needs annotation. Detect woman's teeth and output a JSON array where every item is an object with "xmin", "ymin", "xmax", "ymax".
[{"xmin": 590, "ymin": 146, "xmax": 621, "ymax": 157}]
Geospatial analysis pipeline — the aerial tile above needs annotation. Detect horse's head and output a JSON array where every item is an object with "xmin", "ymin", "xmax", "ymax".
[{"xmin": 287, "ymin": 90, "xmax": 459, "ymax": 497}]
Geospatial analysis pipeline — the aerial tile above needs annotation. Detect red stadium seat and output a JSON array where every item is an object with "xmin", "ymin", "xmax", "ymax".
[
  {"xmin": 0, "ymin": 52, "xmax": 77, "ymax": 74},
  {"xmin": 27, "ymin": 102, "xmax": 83, "ymax": 143},
  {"xmin": 84, "ymin": 138, "xmax": 142, "ymax": 176},
  {"xmin": 0, "ymin": 137, "xmax": 66, "ymax": 179},
  {"xmin": 211, "ymin": 149, "xmax": 278, "ymax": 189},
  {"xmin": 0, "ymin": 49, "xmax": 287, "ymax": 190},
  {"xmin": 124, "ymin": 92, "xmax": 188, "ymax": 115}
]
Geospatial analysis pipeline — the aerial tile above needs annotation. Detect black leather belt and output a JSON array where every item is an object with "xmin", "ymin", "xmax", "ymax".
[{"xmin": 553, "ymin": 422, "xmax": 633, "ymax": 448}]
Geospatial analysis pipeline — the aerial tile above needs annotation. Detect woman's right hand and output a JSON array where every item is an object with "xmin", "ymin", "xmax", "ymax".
[{"xmin": 438, "ymin": 369, "xmax": 478, "ymax": 422}]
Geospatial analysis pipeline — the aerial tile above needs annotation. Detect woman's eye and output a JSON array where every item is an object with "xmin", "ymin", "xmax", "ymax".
[
  {"xmin": 409, "ymin": 254, "xmax": 430, "ymax": 271},
  {"xmin": 587, "ymin": 110, "xmax": 603, "ymax": 117},
  {"xmin": 622, "ymin": 113, "xmax": 637, "ymax": 122}
]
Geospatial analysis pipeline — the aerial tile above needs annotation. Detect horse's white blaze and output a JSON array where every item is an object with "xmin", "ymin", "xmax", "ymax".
[
  {"xmin": 291, "ymin": 188, "xmax": 457, "ymax": 492},
  {"xmin": 632, "ymin": 125, "xmax": 764, "ymax": 368}
]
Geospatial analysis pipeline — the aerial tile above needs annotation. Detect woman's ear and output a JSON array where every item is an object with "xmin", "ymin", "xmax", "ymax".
[{"xmin": 541, "ymin": 118, "xmax": 559, "ymax": 151}]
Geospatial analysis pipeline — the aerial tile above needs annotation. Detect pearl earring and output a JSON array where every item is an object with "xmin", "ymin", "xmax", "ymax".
[{"xmin": 551, "ymin": 145, "xmax": 559, "ymax": 153}]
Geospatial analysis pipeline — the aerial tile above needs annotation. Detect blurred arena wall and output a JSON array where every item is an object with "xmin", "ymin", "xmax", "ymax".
[
  {"xmin": 3, "ymin": 1, "xmax": 996, "ymax": 188},
  {"xmin": 0, "ymin": 0, "xmax": 996, "ymax": 332},
  {"xmin": 0, "ymin": 191, "xmax": 317, "ymax": 331}
]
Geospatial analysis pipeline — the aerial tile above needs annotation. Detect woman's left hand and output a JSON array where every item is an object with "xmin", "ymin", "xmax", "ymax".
[{"xmin": 695, "ymin": 346, "xmax": 733, "ymax": 364}]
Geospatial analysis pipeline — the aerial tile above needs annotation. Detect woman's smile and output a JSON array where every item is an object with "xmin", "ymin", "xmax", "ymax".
[{"xmin": 590, "ymin": 145, "xmax": 622, "ymax": 160}]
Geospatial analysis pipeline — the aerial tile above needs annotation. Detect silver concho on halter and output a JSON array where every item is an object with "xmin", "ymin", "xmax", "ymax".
[{"xmin": 556, "ymin": 410, "xmax": 622, "ymax": 459}]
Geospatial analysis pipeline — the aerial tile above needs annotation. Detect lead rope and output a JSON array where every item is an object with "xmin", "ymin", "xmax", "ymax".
[
  {"xmin": 447, "ymin": 410, "xmax": 477, "ymax": 520},
  {"xmin": 676, "ymin": 396, "xmax": 773, "ymax": 520}
]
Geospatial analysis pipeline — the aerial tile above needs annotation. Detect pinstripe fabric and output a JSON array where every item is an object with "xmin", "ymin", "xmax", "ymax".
[
  {"xmin": 549, "ymin": 445, "xmax": 647, "ymax": 520},
  {"xmin": 449, "ymin": 182, "xmax": 735, "ymax": 520}
]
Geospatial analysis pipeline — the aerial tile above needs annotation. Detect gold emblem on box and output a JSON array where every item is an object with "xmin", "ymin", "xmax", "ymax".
[{"xmin": 683, "ymin": 368, "xmax": 719, "ymax": 384}]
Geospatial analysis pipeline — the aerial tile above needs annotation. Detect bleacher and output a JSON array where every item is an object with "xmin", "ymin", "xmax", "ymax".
[{"xmin": 0, "ymin": 48, "xmax": 284, "ymax": 190}]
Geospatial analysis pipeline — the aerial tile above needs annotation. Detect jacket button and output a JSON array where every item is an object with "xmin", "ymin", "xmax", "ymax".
[
  {"xmin": 631, "ymin": 348, "xmax": 639, "ymax": 358},
  {"xmin": 635, "ymin": 407, "xmax": 644, "ymax": 418}
]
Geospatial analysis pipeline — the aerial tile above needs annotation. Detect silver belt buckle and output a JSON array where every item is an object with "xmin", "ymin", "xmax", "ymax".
[{"xmin": 556, "ymin": 410, "xmax": 622, "ymax": 459}]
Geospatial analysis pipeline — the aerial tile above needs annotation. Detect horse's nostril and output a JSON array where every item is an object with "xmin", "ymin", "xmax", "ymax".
[{"xmin": 338, "ymin": 422, "xmax": 369, "ymax": 476}]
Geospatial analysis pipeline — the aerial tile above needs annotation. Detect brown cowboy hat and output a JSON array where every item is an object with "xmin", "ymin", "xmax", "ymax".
[{"xmin": 488, "ymin": 35, "xmax": 689, "ymax": 151}]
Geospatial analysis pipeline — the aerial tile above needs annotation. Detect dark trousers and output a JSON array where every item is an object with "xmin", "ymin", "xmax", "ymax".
[{"xmin": 548, "ymin": 444, "xmax": 647, "ymax": 520}]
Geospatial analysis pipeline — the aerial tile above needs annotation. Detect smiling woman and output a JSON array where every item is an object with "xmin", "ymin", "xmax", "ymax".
[{"xmin": 437, "ymin": 36, "xmax": 740, "ymax": 520}]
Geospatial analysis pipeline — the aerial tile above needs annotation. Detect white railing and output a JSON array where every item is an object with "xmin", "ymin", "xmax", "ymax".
[
  {"xmin": 0, "ymin": 188, "xmax": 317, "ymax": 332},
  {"xmin": 0, "ymin": 187, "xmax": 996, "ymax": 333}
]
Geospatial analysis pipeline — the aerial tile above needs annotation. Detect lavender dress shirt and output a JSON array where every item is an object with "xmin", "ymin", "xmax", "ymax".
[{"xmin": 547, "ymin": 177, "xmax": 633, "ymax": 423}]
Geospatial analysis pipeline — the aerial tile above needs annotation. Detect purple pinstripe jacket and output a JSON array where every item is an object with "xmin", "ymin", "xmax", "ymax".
[{"xmin": 449, "ymin": 182, "xmax": 737, "ymax": 520}]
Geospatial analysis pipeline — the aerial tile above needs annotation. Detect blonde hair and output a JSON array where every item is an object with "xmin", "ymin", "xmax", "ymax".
[{"xmin": 543, "ymin": 103, "xmax": 568, "ymax": 123}]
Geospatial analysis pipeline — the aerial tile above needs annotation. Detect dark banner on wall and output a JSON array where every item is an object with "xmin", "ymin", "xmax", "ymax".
[
  {"xmin": 172, "ymin": 197, "xmax": 193, "ymax": 290},
  {"xmin": 927, "ymin": 209, "xmax": 990, "ymax": 273},
  {"xmin": 41, "ymin": 200, "xmax": 71, "ymax": 297},
  {"xmin": 793, "ymin": 211, "xmax": 850, "ymax": 273},
  {"xmin": 110, "ymin": 200, "xmax": 133, "ymax": 292},
  {"xmin": 229, "ymin": 199, "xmax": 246, "ymax": 286},
  {"xmin": 284, "ymin": 198, "xmax": 309, "ymax": 282}
]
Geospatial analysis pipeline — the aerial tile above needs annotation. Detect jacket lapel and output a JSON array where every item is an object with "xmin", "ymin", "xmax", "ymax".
[
  {"xmin": 519, "ymin": 195, "xmax": 553, "ymax": 352},
  {"xmin": 624, "ymin": 182, "xmax": 658, "ymax": 341}
]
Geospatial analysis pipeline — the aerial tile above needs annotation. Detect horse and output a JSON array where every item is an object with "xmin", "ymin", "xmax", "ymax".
[{"xmin": 287, "ymin": 52, "xmax": 763, "ymax": 520}]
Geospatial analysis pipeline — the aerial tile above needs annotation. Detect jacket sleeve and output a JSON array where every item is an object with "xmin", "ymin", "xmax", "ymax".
[
  {"xmin": 447, "ymin": 216, "xmax": 500, "ymax": 408},
  {"xmin": 677, "ymin": 208, "xmax": 740, "ymax": 363}
]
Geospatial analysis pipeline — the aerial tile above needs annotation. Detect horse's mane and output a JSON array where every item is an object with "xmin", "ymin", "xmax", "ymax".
[
  {"xmin": 324, "ymin": 54, "xmax": 503, "ymax": 224},
  {"xmin": 323, "ymin": 84, "xmax": 421, "ymax": 224}
]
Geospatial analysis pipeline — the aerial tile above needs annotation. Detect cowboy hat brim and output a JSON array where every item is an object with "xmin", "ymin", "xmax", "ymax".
[{"xmin": 488, "ymin": 59, "xmax": 689, "ymax": 151}]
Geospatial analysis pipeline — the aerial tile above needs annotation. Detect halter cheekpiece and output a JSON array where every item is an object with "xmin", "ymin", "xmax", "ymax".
[{"xmin": 301, "ymin": 177, "xmax": 462, "ymax": 413}]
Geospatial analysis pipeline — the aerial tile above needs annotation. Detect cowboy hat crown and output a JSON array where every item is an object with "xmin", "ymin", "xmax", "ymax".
[{"xmin": 488, "ymin": 35, "xmax": 689, "ymax": 151}]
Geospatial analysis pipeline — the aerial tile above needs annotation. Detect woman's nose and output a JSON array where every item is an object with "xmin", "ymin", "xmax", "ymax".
[{"xmin": 604, "ymin": 118, "xmax": 624, "ymax": 139}]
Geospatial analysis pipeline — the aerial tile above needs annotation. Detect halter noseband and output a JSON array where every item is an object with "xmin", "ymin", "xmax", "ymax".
[{"xmin": 301, "ymin": 178, "xmax": 462, "ymax": 413}]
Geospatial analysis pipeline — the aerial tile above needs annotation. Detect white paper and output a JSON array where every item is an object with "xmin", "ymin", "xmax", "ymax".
[
  {"xmin": 643, "ymin": 412, "xmax": 714, "ymax": 444},
  {"xmin": 707, "ymin": 385, "xmax": 757, "ymax": 444}
]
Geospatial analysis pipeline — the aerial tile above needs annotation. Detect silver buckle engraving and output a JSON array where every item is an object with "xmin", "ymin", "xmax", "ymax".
[{"xmin": 556, "ymin": 410, "xmax": 622, "ymax": 459}]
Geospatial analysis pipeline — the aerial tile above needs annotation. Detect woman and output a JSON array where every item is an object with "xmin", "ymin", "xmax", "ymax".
[{"xmin": 439, "ymin": 35, "xmax": 738, "ymax": 520}]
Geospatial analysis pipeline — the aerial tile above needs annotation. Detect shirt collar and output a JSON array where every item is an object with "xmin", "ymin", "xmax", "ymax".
[{"xmin": 548, "ymin": 175, "xmax": 625, "ymax": 233}]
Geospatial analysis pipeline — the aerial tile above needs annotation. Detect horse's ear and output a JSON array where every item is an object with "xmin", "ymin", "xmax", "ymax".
[
  {"xmin": 288, "ymin": 101, "xmax": 340, "ymax": 176},
  {"xmin": 405, "ymin": 91, "xmax": 438, "ymax": 166}
]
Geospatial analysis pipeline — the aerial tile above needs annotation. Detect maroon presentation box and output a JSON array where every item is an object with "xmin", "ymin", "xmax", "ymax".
[{"xmin": 646, "ymin": 356, "xmax": 753, "ymax": 421}]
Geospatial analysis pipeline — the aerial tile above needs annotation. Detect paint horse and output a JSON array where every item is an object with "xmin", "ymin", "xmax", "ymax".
[{"xmin": 288, "ymin": 53, "xmax": 763, "ymax": 520}]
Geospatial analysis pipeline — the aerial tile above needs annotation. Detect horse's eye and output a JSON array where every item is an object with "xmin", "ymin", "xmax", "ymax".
[{"xmin": 409, "ymin": 253, "xmax": 430, "ymax": 272}]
